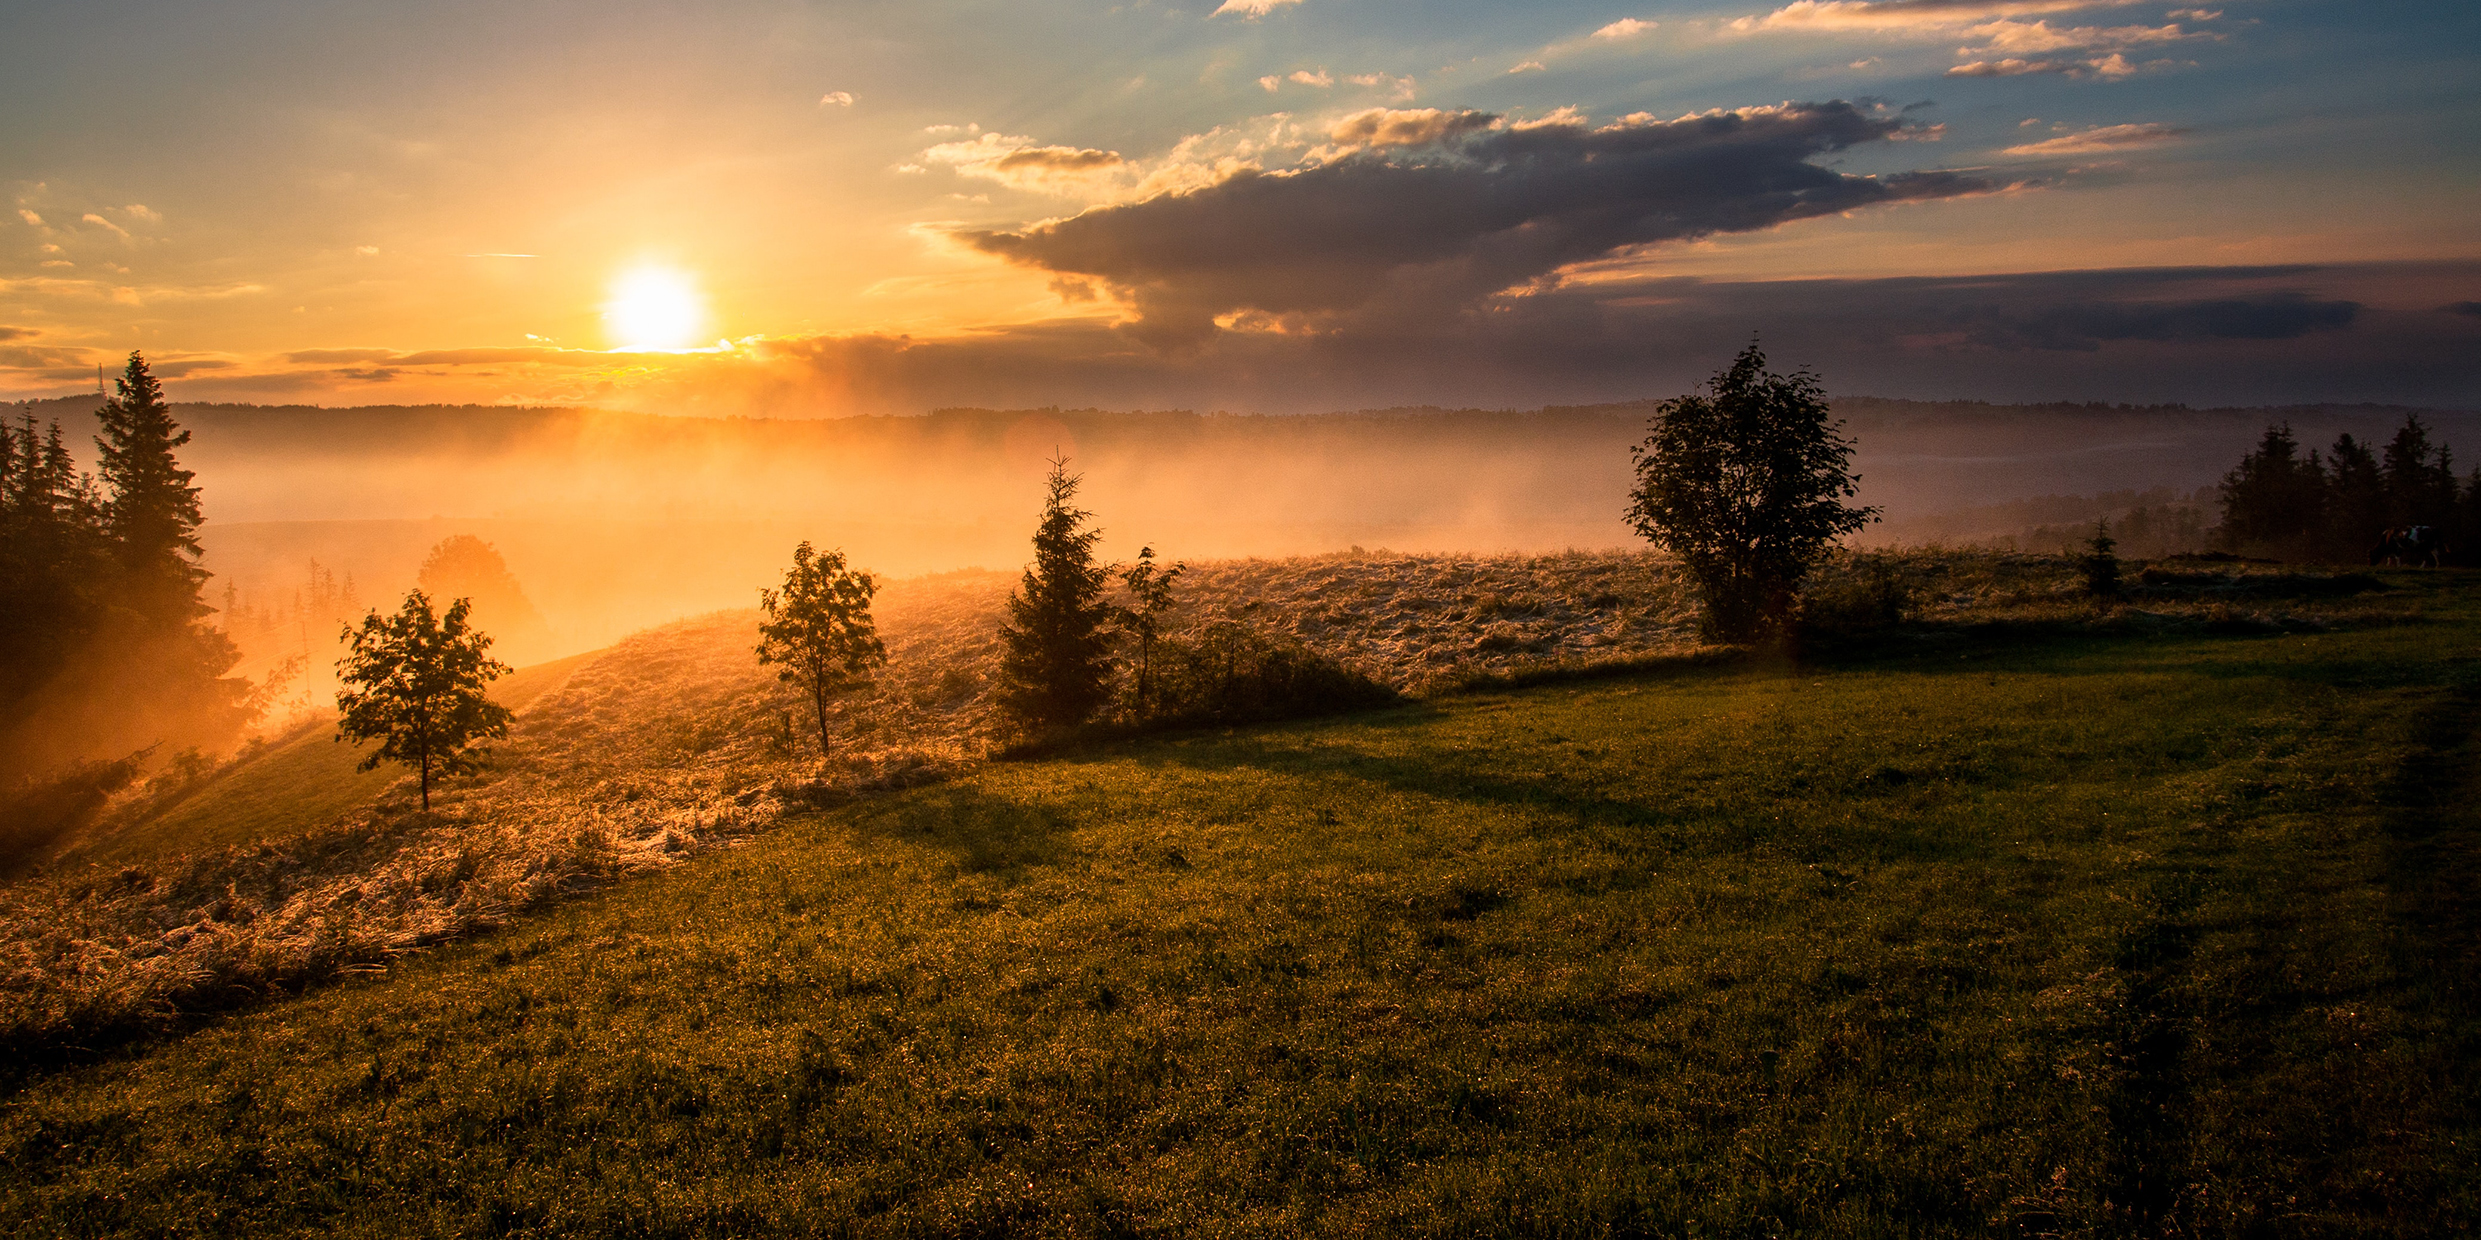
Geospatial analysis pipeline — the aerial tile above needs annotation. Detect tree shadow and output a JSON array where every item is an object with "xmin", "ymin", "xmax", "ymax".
[{"xmin": 836, "ymin": 782, "xmax": 1083, "ymax": 880}]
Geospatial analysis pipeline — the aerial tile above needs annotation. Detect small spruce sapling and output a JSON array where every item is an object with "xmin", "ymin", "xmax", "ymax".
[
  {"xmin": 2080, "ymin": 519, "xmax": 2123, "ymax": 600},
  {"xmin": 756, "ymin": 543, "xmax": 888, "ymax": 761},
  {"xmin": 335, "ymin": 590, "xmax": 513, "ymax": 811}
]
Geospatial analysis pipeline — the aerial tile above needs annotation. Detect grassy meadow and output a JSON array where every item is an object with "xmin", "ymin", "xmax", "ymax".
[{"xmin": 3, "ymin": 558, "xmax": 2475, "ymax": 1235}]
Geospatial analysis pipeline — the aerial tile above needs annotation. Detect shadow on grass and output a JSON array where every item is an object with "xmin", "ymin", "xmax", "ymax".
[{"xmin": 837, "ymin": 783, "xmax": 1083, "ymax": 879}]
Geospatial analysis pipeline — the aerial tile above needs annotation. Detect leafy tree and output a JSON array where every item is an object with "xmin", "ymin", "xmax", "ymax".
[
  {"xmin": 1625, "ymin": 344, "xmax": 1878, "ymax": 640},
  {"xmin": 335, "ymin": 590, "xmax": 513, "ymax": 811},
  {"xmin": 756, "ymin": 542, "xmax": 887, "ymax": 759},
  {"xmin": 2215, "ymin": 425, "xmax": 2326, "ymax": 558},
  {"xmin": 996, "ymin": 456, "xmax": 1118, "ymax": 732},
  {"xmin": 1118, "ymin": 546, "xmax": 1183, "ymax": 718}
]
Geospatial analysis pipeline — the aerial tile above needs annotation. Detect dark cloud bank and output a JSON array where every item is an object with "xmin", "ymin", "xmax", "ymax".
[
  {"xmin": 967, "ymin": 102, "xmax": 1987, "ymax": 348},
  {"xmin": 636, "ymin": 262, "xmax": 2478, "ymax": 416}
]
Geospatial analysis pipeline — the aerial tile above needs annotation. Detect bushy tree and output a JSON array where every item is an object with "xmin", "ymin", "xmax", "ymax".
[
  {"xmin": 756, "ymin": 542, "xmax": 887, "ymax": 759},
  {"xmin": 336, "ymin": 590, "xmax": 513, "ymax": 811},
  {"xmin": 995, "ymin": 456, "xmax": 1118, "ymax": 732},
  {"xmin": 1625, "ymin": 344, "xmax": 1878, "ymax": 640},
  {"xmin": 418, "ymin": 534, "xmax": 551, "ymax": 662}
]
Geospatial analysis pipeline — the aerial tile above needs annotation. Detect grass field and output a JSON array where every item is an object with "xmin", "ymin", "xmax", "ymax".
[
  {"xmin": 52, "ymin": 649, "xmax": 603, "ymax": 871},
  {"xmin": 3, "ymin": 567, "xmax": 2474, "ymax": 1236}
]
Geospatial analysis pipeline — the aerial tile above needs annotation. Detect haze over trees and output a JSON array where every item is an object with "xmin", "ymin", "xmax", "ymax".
[
  {"xmin": 415, "ymin": 535, "xmax": 551, "ymax": 664},
  {"xmin": 0, "ymin": 354, "xmax": 254, "ymax": 784},
  {"xmin": 334, "ymin": 590, "xmax": 513, "ymax": 812},
  {"xmin": 1625, "ymin": 344, "xmax": 1878, "ymax": 640}
]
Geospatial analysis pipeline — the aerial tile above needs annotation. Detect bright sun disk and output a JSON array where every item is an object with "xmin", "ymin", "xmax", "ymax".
[{"xmin": 604, "ymin": 266, "xmax": 705, "ymax": 351}]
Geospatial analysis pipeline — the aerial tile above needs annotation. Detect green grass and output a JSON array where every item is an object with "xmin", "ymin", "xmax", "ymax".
[
  {"xmin": 63, "ymin": 650, "xmax": 602, "ymax": 868},
  {"xmin": 4, "ymin": 581, "xmax": 2478, "ymax": 1236}
]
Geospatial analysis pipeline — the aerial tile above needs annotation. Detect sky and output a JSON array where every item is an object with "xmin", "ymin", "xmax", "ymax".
[{"xmin": 3, "ymin": 0, "xmax": 2477, "ymax": 413}]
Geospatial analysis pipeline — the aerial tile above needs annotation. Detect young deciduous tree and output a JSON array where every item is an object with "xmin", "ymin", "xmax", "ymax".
[
  {"xmin": 1118, "ymin": 546, "xmax": 1184, "ymax": 718},
  {"xmin": 336, "ymin": 590, "xmax": 513, "ymax": 811},
  {"xmin": 1625, "ymin": 344, "xmax": 1878, "ymax": 640},
  {"xmin": 995, "ymin": 456, "xmax": 1118, "ymax": 733},
  {"xmin": 756, "ymin": 542, "xmax": 887, "ymax": 759}
]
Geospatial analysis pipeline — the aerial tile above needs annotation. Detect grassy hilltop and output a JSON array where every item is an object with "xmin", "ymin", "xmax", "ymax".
[{"xmin": 2, "ymin": 555, "xmax": 2477, "ymax": 1235}]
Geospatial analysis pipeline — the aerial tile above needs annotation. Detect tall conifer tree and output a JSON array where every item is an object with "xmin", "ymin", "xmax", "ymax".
[{"xmin": 94, "ymin": 351, "xmax": 207, "ymax": 619}]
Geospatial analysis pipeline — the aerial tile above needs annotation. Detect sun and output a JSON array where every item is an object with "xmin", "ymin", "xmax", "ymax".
[{"xmin": 603, "ymin": 266, "xmax": 706, "ymax": 351}]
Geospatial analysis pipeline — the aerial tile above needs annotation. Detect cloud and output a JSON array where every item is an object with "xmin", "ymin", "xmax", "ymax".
[
  {"xmin": 0, "ymin": 326, "xmax": 36, "ymax": 342},
  {"xmin": 2166, "ymin": 7, "xmax": 2220, "ymax": 18},
  {"xmin": 81, "ymin": 213, "xmax": 131, "ymax": 240},
  {"xmin": 1347, "ymin": 72, "xmax": 1418, "ymax": 100},
  {"xmin": 1748, "ymin": 0, "xmax": 2147, "ymax": 32},
  {"xmin": 123, "ymin": 204, "xmax": 163, "ymax": 223},
  {"xmin": 1258, "ymin": 75, "xmax": 1282, "ymax": 92},
  {"xmin": 355, "ymin": 245, "xmax": 380, "ymax": 256},
  {"xmin": 963, "ymin": 101, "xmax": 1991, "ymax": 347},
  {"xmin": 923, "ymin": 133, "xmax": 1128, "ymax": 192},
  {"xmin": 1211, "ymin": 0, "xmax": 1303, "ymax": 16},
  {"xmin": 2003, "ymin": 121, "xmax": 2185, "ymax": 154},
  {"xmin": 16, "ymin": 210, "xmax": 42, "ymax": 227},
  {"xmin": 1593, "ymin": 18, "xmax": 1658, "ymax": 39},
  {"xmin": 1963, "ymin": 18, "xmax": 2195, "ymax": 54},
  {"xmin": 1948, "ymin": 57, "xmax": 2071, "ymax": 75},
  {"xmin": 819, "ymin": 90, "xmax": 856, "ymax": 107},
  {"xmin": 1324, "ymin": 107, "xmax": 1500, "ymax": 149},
  {"xmin": 1509, "ymin": 61, "xmax": 1548, "ymax": 73},
  {"xmin": 1289, "ymin": 69, "xmax": 1333, "ymax": 87}
]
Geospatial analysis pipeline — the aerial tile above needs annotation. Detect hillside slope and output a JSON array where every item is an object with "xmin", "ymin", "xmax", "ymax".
[{"xmin": 3, "ymin": 568, "xmax": 2474, "ymax": 1235}]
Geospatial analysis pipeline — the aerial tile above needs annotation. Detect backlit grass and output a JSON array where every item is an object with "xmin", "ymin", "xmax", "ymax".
[{"xmin": 4, "ymin": 573, "xmax": 2474, "ymax": 1236}]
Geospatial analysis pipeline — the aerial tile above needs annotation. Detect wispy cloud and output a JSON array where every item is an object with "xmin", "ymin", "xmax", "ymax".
[
  {"xmin": 1289, "ymin": 69, "xmax": 1333, "ymax": 87},
  {"xmin": 1746, "ymin": 0, "xmax": 2147, "ymax": 32},
  {"xmin": 819, "ymin": 90, "xmax": 856, "ymax": 107},
  {"xmin": 2002, "ymin": 121, "xmax": 2185, "ymax": 154},
  {"xmin": 1211, "ymin": 0, "xmax": 1303, "ymax": 16},
  {"xmin": 1593, "ymin": 18, "xmax": 1658, "ymax": 39},
  {"xmin": 81, "ymin": 213, "xmax": 131, "ymax": 240}
]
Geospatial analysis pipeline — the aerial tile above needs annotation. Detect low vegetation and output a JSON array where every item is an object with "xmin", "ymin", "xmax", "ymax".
[
  {"xmin": 0, "ymin": 549, "xmax": 2420, "ymax": 1052},
  {"xmin": 1, "ymin": 562, "xmax": 2473, "ymax": 1234}
]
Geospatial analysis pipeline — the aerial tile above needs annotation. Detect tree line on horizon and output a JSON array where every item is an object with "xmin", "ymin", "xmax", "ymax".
[{"xmin": 2215, "ymin": 417, "xmax": 2480, "ymax": 563}]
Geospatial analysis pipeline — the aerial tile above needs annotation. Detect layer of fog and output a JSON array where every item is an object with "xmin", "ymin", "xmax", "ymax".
[{"xmin": 26, "ymin": 395, "xmax": 2476, "ymax": 680}]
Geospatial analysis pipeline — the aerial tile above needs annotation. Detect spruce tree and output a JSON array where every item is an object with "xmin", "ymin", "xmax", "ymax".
[
  {"xmin": 2215, "ymin": 425, "xmax": 2326, "ymax": 558},
  {"xmin": 995, "ymin": 456, "xmax": 1117, "ymax": 733},
  {"xmin": 94, "ymin": 351, "xmax": 207, "ymax": 619},
  {"xmin": 2382, "ymin": 416, "xmax": 2458, "ymax": 529}
]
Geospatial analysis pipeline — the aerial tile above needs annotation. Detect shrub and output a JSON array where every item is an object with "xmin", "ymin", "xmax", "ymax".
[{"xmin": 1138, "ymin": 622, "xmax": 1396, "ymax": 727}]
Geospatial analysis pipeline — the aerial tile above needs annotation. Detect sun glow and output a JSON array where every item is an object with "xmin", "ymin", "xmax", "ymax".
[{"xmin": 603, "ymin": 266, "xmax": 706, "ymax": 351}]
